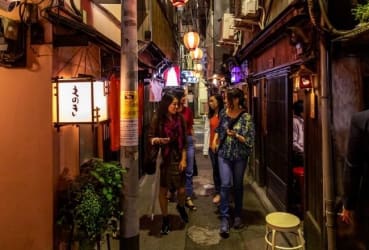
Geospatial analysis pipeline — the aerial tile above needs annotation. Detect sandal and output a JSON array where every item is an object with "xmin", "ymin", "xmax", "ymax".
[
  {"xmin": 212, "ymin": 194, "xmax": 221, "ymax": 204},
  {"xmin": 185, "ymin": 197, "xmax": 197, "ymax": 211}
]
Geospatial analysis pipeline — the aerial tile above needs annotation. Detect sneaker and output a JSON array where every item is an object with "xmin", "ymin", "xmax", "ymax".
[
  {"xmin": 176, "ymin": 204, "xmax": 189, "ymax": 223},
  {"xmin": 233, "ymin": 216, "xmax": 245, "ymax": 229},
  {"xmin": 212, "ymin": 194, "xmax": 221, "ymax": 204},
  {"xmin": 220, "ymin": 217, "xmax": 230, "ymax": 238},
  {"xmin": 160, "ymin": 216, "xmax": 170, "ymax": 235},
  {"xmin": 185, "ymin": 197, "xmax": 197, "ymax": 211}
]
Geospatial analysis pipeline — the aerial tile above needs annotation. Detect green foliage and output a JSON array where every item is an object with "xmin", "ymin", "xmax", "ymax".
[
  {"xmin": 352, "ymin": 2, "xmax": 369, "ymax": 23},
  {"xmin": 56, "ymin": 158, "xmax": 125, "ymax": 243}
]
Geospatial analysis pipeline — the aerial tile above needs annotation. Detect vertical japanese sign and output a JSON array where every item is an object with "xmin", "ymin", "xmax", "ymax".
[
  {"xmin": 57, "ymin": 83, "xmax": 92, "ymax": 123},
  {"xmin": 53, "ymin": 80, "xmax": 108, "ymax": 124},
  {"xmin": 120, "ymin": 90, "xmax": 138, "ymax": 146}
]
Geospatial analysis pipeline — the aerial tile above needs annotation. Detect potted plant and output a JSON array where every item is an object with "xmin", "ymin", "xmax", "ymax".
[{"xmin": 56, "ymin": 158, "xmax": 125, "ymax": 250}]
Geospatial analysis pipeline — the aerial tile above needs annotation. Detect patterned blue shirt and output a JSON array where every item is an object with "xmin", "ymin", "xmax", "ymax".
[{"xmin": 216, "ymin": 111, "xmax": 255, "ymax": 161}]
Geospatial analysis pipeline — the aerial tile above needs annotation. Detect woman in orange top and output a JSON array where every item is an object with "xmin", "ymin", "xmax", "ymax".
[{"xmin": 203, "ymin": 94, "xmax": 225, "ymax": 204}]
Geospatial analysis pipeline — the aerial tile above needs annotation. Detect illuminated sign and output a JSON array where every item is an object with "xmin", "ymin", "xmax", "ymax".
[
  {"xmin": 181, "ymin": 70, "xmax": 198, "ymax": 84},
  {"xmin": 164, "ymin": 65, "xmax": 180, "ymax": 86},
  {"xmin": 53, "ymin": 79, "xmax": 108, "ymax": 124}
]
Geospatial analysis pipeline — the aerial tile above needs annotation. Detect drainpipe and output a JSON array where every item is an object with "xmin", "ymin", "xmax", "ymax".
[{"xmin": 320, "ymin": 18, "xmax": 336, "ymax": 250}]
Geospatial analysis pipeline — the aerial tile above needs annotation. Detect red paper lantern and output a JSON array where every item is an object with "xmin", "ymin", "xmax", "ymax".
[{"xmin": 170, "ymin": 0, "xmax": 189, "ymax": 8}]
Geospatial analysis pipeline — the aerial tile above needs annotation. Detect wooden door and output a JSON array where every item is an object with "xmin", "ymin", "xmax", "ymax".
[
  {"xmin": 264, "ymin": 70, "xmax": 292, "ymax": 211},
  {"xmin": 251, "ymin": 80, "xmax": 265, "ymax": 185}
]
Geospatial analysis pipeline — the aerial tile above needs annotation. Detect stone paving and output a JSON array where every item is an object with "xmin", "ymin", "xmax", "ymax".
[
  {"xmin": 138, "ymin": 146, "xmax": 274, "ymax": 250},
  {"xmin": 101, "ymin": 118, "xmax": 297, "ymax": 250}
]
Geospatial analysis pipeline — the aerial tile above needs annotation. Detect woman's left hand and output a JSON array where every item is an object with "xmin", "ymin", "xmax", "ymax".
[
  {"xmin": 178, "ymin": 160, "xmax": 187, "ymax": 172},
  {"xmin": 226, "ymin": 129, "xmax": 237, "ymax": 137}
]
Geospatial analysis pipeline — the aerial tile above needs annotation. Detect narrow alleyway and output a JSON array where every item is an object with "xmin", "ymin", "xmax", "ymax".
[
  {"xmin": 138, "ymin": 118, "xmax": 270, "ymax": 250},
  {"xmin": 103, "ymin": 119, "xmax": 294, "ymax": 250}
]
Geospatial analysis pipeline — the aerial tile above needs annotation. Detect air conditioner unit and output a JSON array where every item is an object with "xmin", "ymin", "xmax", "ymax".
[
  {"xmin": 241, "ymin": 0, "xmax": 258, "ymax": 16},
  {"xmin": 0, "ymin": 16, "xmax": 26, "ymax": 67},
  {"xmin": 220, "ymin": 13, "xmax": 235, "ymax": 41}
]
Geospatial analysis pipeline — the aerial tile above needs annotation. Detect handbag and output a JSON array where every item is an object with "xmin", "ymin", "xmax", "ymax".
[{"xmin": 144, "ymin": 143, "xmax": 160, "ymax": 175}]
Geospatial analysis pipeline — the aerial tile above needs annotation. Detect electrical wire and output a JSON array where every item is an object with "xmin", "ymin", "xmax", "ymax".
[{"xmin": 308, "ymin": 0, "xmax": 361, "ymax": 36}]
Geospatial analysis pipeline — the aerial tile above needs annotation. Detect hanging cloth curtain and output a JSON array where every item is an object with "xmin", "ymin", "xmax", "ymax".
[{"xmin": 108, "ymin": 74, "xmax": 120, "ymax": 151}]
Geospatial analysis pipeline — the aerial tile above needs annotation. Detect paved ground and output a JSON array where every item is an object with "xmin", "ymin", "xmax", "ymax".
[
  {"xmin": 138, "ymin": 147, "xmax": 274, "ymax": 250},
  {"xmin": 101, "ymin": 119, "xmax": 297, "ymax": 250}
]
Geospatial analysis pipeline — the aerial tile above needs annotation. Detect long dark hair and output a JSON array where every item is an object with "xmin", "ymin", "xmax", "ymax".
[
  {"xmin": 208, "ymin": 94, "xmax": 224, "ymax": 119},
  {"xmin": 157, "ymin": 92, "xmax": 177, "ymax": 125},
  {"xmin": 171, "ymin": 87, "xmax": 185, "ymax": 101},
  {"xmin": 226, "ymin": 88, "xmax": 245, "ymax": 109}
]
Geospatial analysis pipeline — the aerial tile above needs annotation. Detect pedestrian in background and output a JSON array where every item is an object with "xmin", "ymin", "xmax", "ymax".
[
  {"xmin": 203, "ymin": 93, "xmax": 224, "ymax": 205},
  {"xmin": 211, "ymin": 88, "xmax": 255, "ymax": 238},
  {"xmin": 173, "ymin": 87, "xmax": 197, "ymax": 211},
  {"xmin": 148, "ymin": 92, "xmax": 188, "ymax": 235},
  {"xmin": 341, "ymin": 109, "xmax": 369, "ymax": 249},
  {"xmin": 292, "ymin": 100, "xmax": 304, "ymax": 167}
]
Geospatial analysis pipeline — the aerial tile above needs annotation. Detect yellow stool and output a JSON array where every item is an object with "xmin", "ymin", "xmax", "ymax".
[{"xmin": 265, "ymin": 212, "xmax": 305, "ymax": 250}]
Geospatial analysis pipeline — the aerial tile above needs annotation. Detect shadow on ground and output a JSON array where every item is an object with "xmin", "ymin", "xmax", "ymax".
[{"xmin": 139, "ymin": 214, "xmax": 186, "ymax": 237}]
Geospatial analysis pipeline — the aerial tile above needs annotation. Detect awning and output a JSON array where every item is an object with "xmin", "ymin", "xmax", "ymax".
[
  {"xmin": 46, "ymin": 9, "xmax": 121, "ymax": 54},
  {"xmin": 138, "ymin": 40, "xmax": 169, "ymax": 70},
  {"xmin": 46, "ymin": 10, "xmax": 170, "ymax": 71}
]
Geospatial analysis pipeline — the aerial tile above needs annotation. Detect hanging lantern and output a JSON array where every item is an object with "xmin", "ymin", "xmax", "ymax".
[
  {"xmin": 183, "ymin": 31, "xmax": 200, "ymax": 51},
  {"xmin": 190, "ymin": 47, "xmax": 203, "ymax": 62},
  {"xmin": 170, "ymin": 0, "xmax": 188, "ymax": 8},
  {"xmin": 194, "ymin": 63, "xmax": 203, "ymax": 72}
]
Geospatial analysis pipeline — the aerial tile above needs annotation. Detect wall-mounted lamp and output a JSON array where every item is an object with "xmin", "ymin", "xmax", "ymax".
[
  {"xmin": 52, "ymin": 78, "xmax": 108, "ymax": 126},
  {"xmin": 291, "ymin": 65, "xmax": 316, "ymax": 91},
  {"xmin": 183, "ymin": 31, "xmax": 200, "ymax": 51},
  {"xmin": 208, "ymin": 74, "xmax": 225, "ymax": 87}
]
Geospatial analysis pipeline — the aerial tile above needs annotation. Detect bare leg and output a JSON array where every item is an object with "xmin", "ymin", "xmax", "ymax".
[
  {"xmin": 177, "ymin": 186, "xmax": 186, "ymax": 207},
  {"xmin": 159, "ymin": 187, "xmax": 169, "ymax": 215}
]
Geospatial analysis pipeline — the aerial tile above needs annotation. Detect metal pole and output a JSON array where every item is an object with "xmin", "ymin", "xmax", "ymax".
[
  {"xmin": 120, "ymin": 0, "xmax": 139, "ymax": 249},
  {"xmin": 320, "ymin": 16, "xmax": 336, "ymax": 250}
]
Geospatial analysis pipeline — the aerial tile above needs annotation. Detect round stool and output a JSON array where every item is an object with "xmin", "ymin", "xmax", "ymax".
[{"xmin": 265, "ymin": 212, "xmax": 305, "ymax": 250}]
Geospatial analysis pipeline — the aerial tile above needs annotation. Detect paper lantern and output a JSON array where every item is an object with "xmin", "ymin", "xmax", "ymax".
[
  {"xmin": 183, "ymin": 31, "xmax": 200, "ymax": 51},
  {"xmin": 190, "ymin": 47, "xmax": 203, "ymax": 61},
  {"xmin": 170, "ymin": 0, "xmax": 188, "ymax": 8}
]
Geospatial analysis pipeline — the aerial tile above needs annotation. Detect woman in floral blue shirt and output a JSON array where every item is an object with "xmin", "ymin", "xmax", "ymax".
[{"xmin": 211, "ymin": 88, "xmax": 255, "ymax": 238}]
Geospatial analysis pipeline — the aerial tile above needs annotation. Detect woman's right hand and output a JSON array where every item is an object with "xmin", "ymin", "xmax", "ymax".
[
  {"xmin": 160, "ymin": 137, "xmax": 170, "ymax": 144},
  {"xmin": 210, "ymin": 141, "xmax": 218, "ymax": 152},
  {"xmin": 151, "ymin": 137, "xmax": 170, "ymax": 145}
]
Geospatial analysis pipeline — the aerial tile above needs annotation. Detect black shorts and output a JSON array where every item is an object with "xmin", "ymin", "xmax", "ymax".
[{"xmin": 160, "ymin": 161, "xmax": 185, "ymax": 189}]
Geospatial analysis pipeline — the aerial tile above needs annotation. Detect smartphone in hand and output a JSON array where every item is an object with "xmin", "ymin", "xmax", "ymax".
[{"xmin": 161, "ymin": 137, "xmax": 170, "ymax": 144}]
